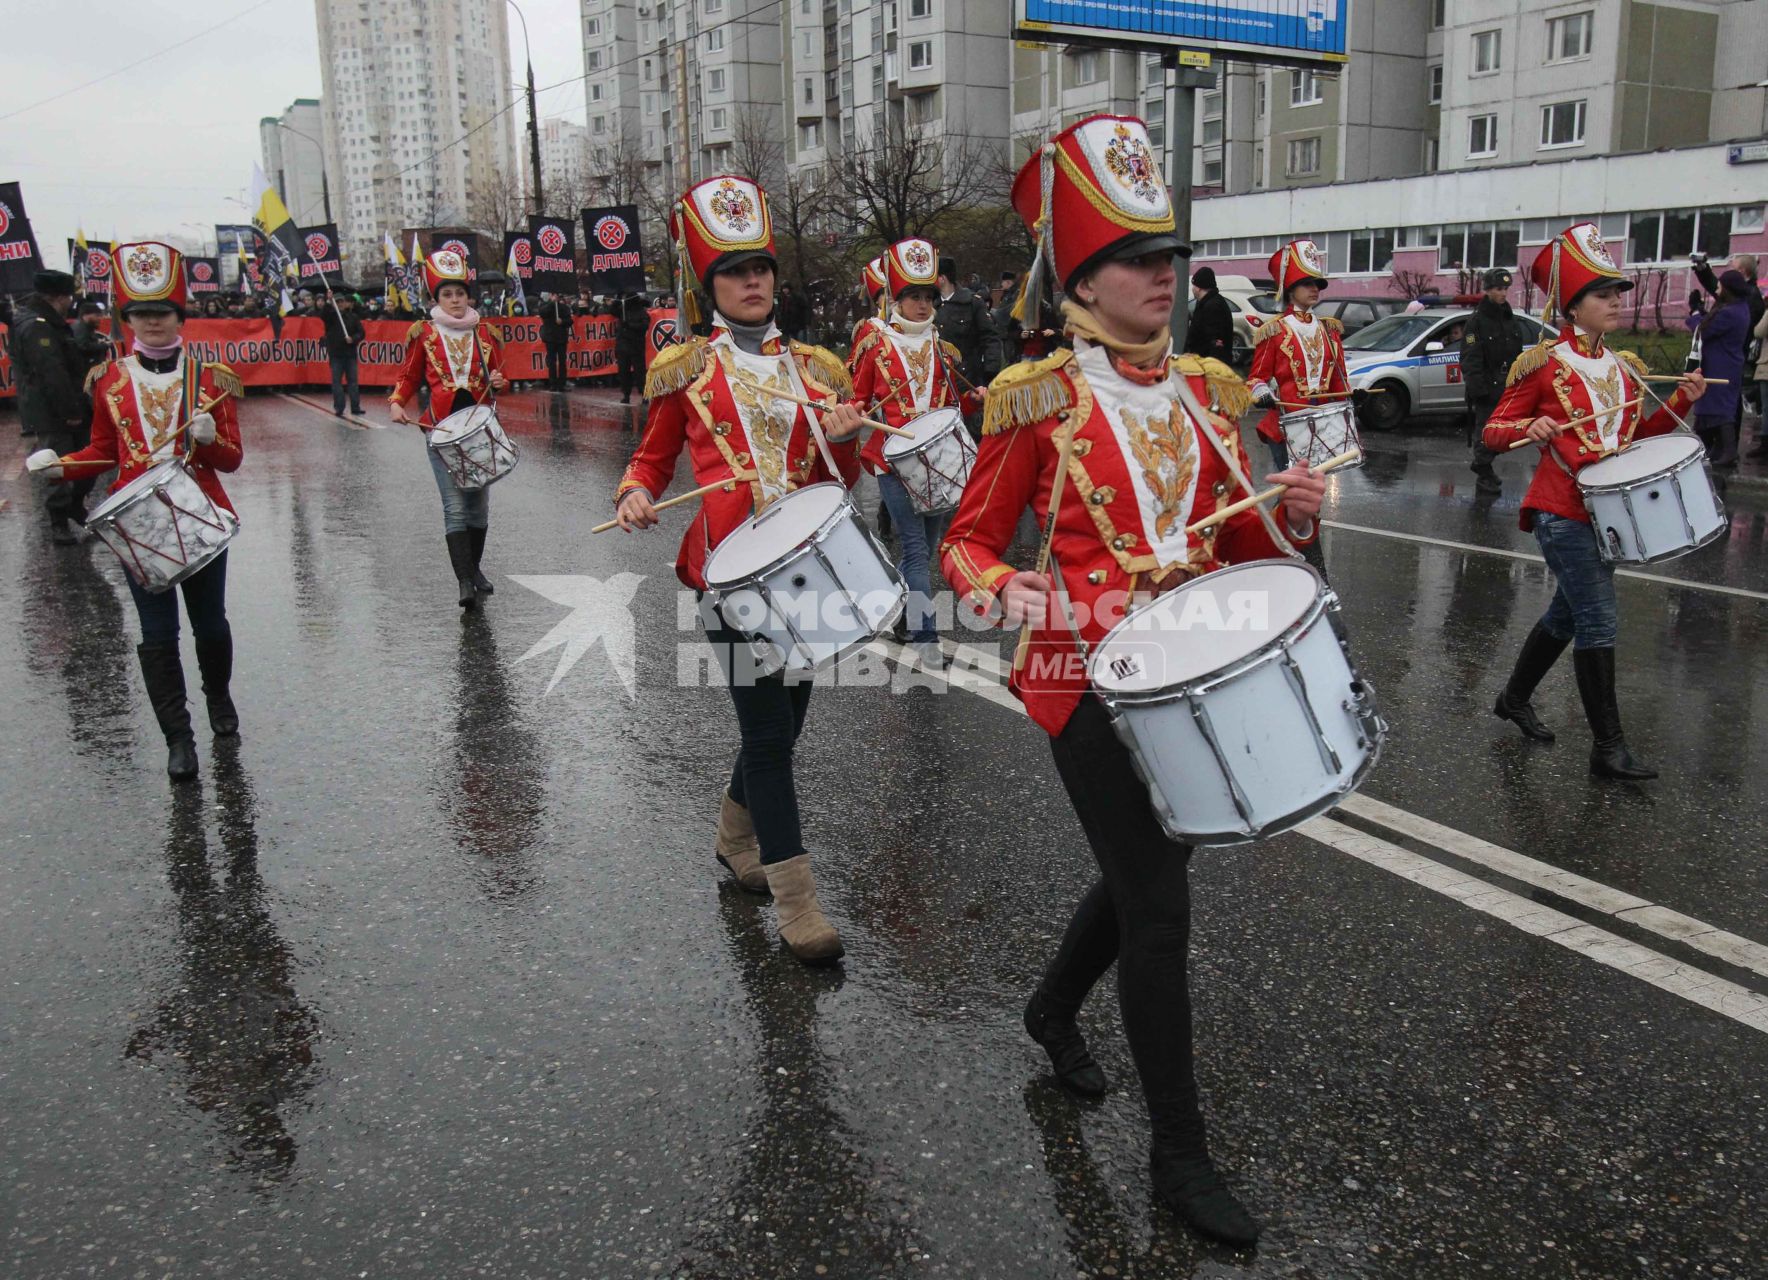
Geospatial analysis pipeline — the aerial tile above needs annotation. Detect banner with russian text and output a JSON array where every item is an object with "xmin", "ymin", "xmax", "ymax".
[
  {"xmin": 581, "ymin": 204, "xmax": 646, "ymax": 294},
  {"xmin": 0, "ymin": 182, "xmax": 44, "ymax": 293},
  {"xmin": 187, "ymin": 257, "xmax": 223, "ymax": 296},
  {"xmin": 297, "ymin": 224, "xmax": 343, "ymax": 285},
  {"xmin": 526, "ymin": 215, "xmax": 577, "ymax": 296}
]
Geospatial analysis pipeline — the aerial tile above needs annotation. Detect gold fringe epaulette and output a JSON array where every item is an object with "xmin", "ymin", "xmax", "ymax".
[
  {"xmin": 849, "ymin": 325, "xmax": 884, "ymax": 368},
  {"xmin": 791, "ymin": 341, "xmax": 853, "ymax": 397},
  {"xmin": 209, "ymin": 363, "xmax": 244, "ymax": 400},
  {"xmin": 940, "ymin": 339, "xmax": 962, "ymax": 365},
  {"xmin": 1506, "ymin": 340, "xmax": 1553, "ymax": 387},
  {"xmin": 1616, "ymin": 349, "xmax": 1651, "ymax": 382},
  {"xmin": 981, "ymin": 350, "xmax": 1074, "ymax": 436},
  {"xmin": 643, "ymin": 336, "xmax": 708, "ymax": 398},
  {"xmin": 1175, "ymin": 354, "xmax": 1254, "ymax": 420},
  {"xmin": 1322, "ymin": 315, "xmax": 1343, "ymax": 336},
  {"xmin": 1252, "ymin": 316, "xmax": 1285, "ymax": 346},
  {"xmin": 406, "ymin": 320, "xmax": 427, "ymax": 343},
  {"xmin": 83, "ymin": 360, "xmax": 114, "ymax": 395}
]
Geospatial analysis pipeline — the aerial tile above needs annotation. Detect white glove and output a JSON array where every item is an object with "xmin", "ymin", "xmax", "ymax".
[
  {"xmin": 1251, "ymin": 383, "xmax": 1279, "ymax": 410},
  {"xmin": 26, "ymin": 448, "xmax": 64, "ymax": 479},
  {"xmin": 188, "ymin": 411, "xmax": 217, "ymax": 446}
]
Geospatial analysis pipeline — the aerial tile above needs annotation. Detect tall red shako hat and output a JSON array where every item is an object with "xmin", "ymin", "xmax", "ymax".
[
  {"xmin": 1269, "ymin": 240, "xmax": 1329, "ymax": 299},
  {"xmin": 111, "ymin": 241, "xmax": 188, "ymax": 318},
  {"xmin": 862, "ymin": 254, "xmax": 886, "ymax": 318},
  {"xmin": 424, "ymin": 248, "xmax": 470, "ymax": 295},
  {"xmin": 1009, "ymin": 113, "xmax": 1188, "ymax": 321},
  {"xmin": 1531, "ymin": 221, "xmax": 1630, "ymax": 325},
  {"xmin": 884, "ymin": 238, "xmax": 938, "ymax": 299},
  {"xmin": 670, "ymin": 174, "xmax": 775, "ymax": 325}
]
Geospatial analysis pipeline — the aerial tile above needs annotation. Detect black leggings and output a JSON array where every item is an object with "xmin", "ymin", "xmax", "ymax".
[
  {"xmin": 1040, "ymin": 693, "xmax": 1205, "ymax": 1154},
  {"xmin": 706, "ymin": 616, "xmax": 813, "ymax": 865}
]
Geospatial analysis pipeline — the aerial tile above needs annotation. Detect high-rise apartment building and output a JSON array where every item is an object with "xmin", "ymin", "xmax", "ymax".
[
  {"xmin": 315, "ymin": 0, "xmax": 519, "ymax": 271},
  {"xmin": 260, "ymin": 99, "xmax": 332, "ymax": 227},
  {"xmin": 529, "ymin": 117, "xmax": 592, "ymax": 205}
]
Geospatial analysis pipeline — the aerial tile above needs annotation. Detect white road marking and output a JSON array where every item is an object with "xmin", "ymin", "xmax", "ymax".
[
  {"xmin": 864, "ymin": 636, "xmax": 1768, "ymax": 1032},
  {"xmin": 1323, "ymin": 519, "xmax": 1768, "ymax": 603}
]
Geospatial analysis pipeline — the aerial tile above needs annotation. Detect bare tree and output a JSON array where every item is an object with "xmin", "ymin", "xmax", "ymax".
[
  {"xmin": 827, "ymin": 113, "xmax": 1006, "ymax": 244},
  {"xmin": 467, "ymin": 165, "xmax": 528, "ymax": 239},
  {"xmin": 1388, "ymin": 266, "xmax": 1437, "ymax": 300},
  {"xmin": 728, "ymin": 105, "xmax": 787, "ymax": 191}
]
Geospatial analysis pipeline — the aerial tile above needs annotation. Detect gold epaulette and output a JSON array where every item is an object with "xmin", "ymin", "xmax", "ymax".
[
  {"xmin": 1175, "ymin": 354, "xmax": 1253, "ymax": 421},
  {"xmin": 643, "ymin": 336, "xmax": 708, "ymax": 398},
  {"xmin": 791, "ymin": 341, "xmax": 853, "ymax": 397},
  {"xmin": 940, "ymin": 339, "xmax": 962, "ymax": 365},
  {"xmin": 83, "ymin": 360, "xmax": 115, "ymax": 395},
  {"xmin": 981, "ymin": 349, "xmax": 1074, "ymax": 436},
  {"xmin": 1252, "ymin": 316, "xmax": 1285, "ymax": 346},
  {"xmin": 1506, "ymin": 340, "xmax": 1553, "ymax": 387},
  {"xmin": 1322, "ymin": 316, "xmax": 1343, "ymax": 336},
  {"xmin": 406, "ymin": 320, "xmax": 427, "ymax": 343},
  {"xmin": 1616, "ymin": 349, "xmax": 1651, "ymax": 383},
  {"xmin": 849, "ymin": 325, "xmax": 884, "ymax": 368},
  {"xmin": 209, "ymin": 363, "xmax": 244, "ymax": 400}
]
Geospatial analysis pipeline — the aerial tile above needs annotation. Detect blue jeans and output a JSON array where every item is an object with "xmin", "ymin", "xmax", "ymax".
[
  {"xmin": 876, "ymin": 472, "xmax": 947, "ymax": 642},
  {"xmin": 427, "ymin": 440, "xmax": 489, "ymax": 533},
  {"xmin": 127, "ymin": 550, "xmax": 230, "ymax": 647},
  {"xmin": 1533, "ymin": 512, "xmax": 1617, "ymax": 649},
  {"xmin": 329, "ymin": 352, "xmax": 361, "ymax": 414},
  {"xmin": 1266, "ymin": 437, "xmax": 1290, "ymax": 472}
]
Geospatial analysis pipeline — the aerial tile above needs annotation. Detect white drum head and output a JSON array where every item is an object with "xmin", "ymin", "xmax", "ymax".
[
  {"xmin": 1091, "ymin": 562, "xmax": 1320, "ymax": 694},
  {"xmin": 705, "ymin": 483, "xmax": 849, "ymax": 585},
  {"xmin": 882, "ymin": 407, "xmax": 963, "ymax": 460},
  {"xmin": 88, "ymin": 460, "xmax": 180, "ymax": 521},
  {"xmin": 431, "ymin": 403, "xmax": 497, "ymax": 444},
  {"xmin": 1578, "ymin": 434, "xmax": 1702, "ymax": 486}
]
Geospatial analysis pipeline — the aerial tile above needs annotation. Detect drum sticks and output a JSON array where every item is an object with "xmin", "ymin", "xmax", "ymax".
[
  {"xmin": 732, "ymin": 376, "xmax": 914, "ymax": 437},
  {"xmin": 592, "ymin": 478, "xmax": 744, "ymax": 533},
  {"xmin": 1185, "ymin": 450, "xmax": 1362, "ymax": 536},
  {"xmin": 1506, "ymin": 398, "xmax": 1645, "ymax": 449},
  {"xmin": 46, "ymin": 391, "xmax": 235, "ymax": 470},
  {"xmin": 1011, "ymin": 421, "xmax": 1082, "ymax": 674}
]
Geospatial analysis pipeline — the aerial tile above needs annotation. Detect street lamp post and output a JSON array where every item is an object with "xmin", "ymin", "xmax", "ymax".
[{"xmin": 507, "ymin": 0, "xmax": 545, "ymax": 217}]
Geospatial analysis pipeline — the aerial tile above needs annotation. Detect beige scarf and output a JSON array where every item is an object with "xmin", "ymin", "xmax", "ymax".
[{"xmin": 1061, "ymin": 300, "xmax": 1170, "ymax": 371}]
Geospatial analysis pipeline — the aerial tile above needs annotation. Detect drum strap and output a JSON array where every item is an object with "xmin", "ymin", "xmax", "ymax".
[
  {"xmin": 1171, "ymin": 374, "xmax": 1301, "ymax": 560},
  {"xmin": 180, "ymin": 354, "xmax": 203, "ymax": 460}
]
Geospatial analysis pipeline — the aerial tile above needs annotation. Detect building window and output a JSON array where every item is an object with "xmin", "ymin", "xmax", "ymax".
[
  {"xmin": 1430, "ymin": 0, "xmax": 1445, "ymax": 30},
  {"xmin": 1628, "ymin": 208, "xmax": 1734, "ymax": 263},
  {"xmin": 1427, "ymin": 64, "xmax": 1442, "ymax": 105},
  {"xmin": 1425, "ymin": 136, "xmax": 1439, "ymax": 171},
  {"xmin": 705, "ymin": 0, "xmax": 723, "ymax": 10},
  {"xmin": 1472, "ymin": 30, "xmax": 1501, "ymax": 74},
  {"xmin": 1539, "ymin": 99, "xmax": 1586, "ymax": 148},
  {"xmin": 1202, "ymin": 156, "xmax": 1223, "ymax": 185},
  {"xmin": 1145, "ymin": 95, "xmax": 1165, "ymax": 148},
  {"xmin": 590, "ymin": 83, "xmax": 603, "ymax": 102},
  {"xmin": 643, "ymin": 57, "xmax": 654, "ymax": 79},
  {"xmin": 592, "ymin": 115, "xmax": 606, "ymax": 135},
  {"xmin": 1252, "ymin": 142, "xmax": 1264, "ymax": 188},
  {"xmin": 1290, "ymin": 69, "xmax": 1322, "ymax": 106},
  {"xmin": 707, "ymin": 68, "xmax": 725, "ymax": 93},
  {"xmin": 706, "ymin": 27, "xmax": 725, "ymax": 51},
  {"xmin": 1736, "ymin": 205, "xmax": 1766, "ymax": 235},
  {"xmin": 1070, "ymin": 50, "xmax": 1102, "ymax": 85},
  {"xmin": 585, "ymin": 16, "xmax": 600, "ymax": 35},
  {"xmin": 907, "ymin": 89, "xmax": 938, "ymax": 125},
  {"xmin": 586, "ymin": 49, "xmax": 602, "ymax": 70},
  {"xmin": 1256, "ymin": 77, "xmax": 1266, "ymax": 117},
  {"xmin": 1437, "ymin": 223, "xmax": 1521, "ymax": 271},
  {"xmin": 911, "ymin": 0, "xmax": 930, "ymax": 14},
  {"xmin": 803, "ymin": 76, "xmax": 814, "ymax": 105},
  {"xmin": 710, "ymin": 107, "xmax": 727, "ymax": 129},
  {"xmin": 1331, "ymin": 228, "xmax": 1396, "ymax": 274},
  {"xmin": 1547, "ymin": 10, "xmax": 1593, "ymax": 62},
  {"xmin": 1200, "ymin": 90, "xmax": 1222, "ymax": 145},
  {"xmin": 1467, "ymin": 113, "xmax": 1498, "ymax": 157},
  {"xmin": 799, "ymin": 121, "xmax": 821, "ymax": 149},
  {"xmin": 1286, "ymin": 136, "xmax": 1321, "ymax": 176},
  {"xmin": 643, "ymin": 92, "xmax": 657, "ymax": 115},
  {"xmin": 909, "ymin": 40, "xmax": 932, "ymax": 70}
]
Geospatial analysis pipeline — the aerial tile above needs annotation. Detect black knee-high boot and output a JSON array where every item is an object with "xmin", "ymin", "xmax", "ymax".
[
  {"xmin": 468, "ymin": 526, "xmax": 493, "ymax": 594},
  {"xmin": 1494, "ymin": 623, "xmax": 1569, "ymax": 742},
  {"xmin": 137, "ymin": 643, "xmax": 198, "ymax": 782},
  {"xmin": 445, "ymin": 531, "xmax": 477, "ymax": 610},
  {"xmin": 193, "ymin": 631, "xmax": 239, "ymax": 736},
  {"xmin": 1574, "ymin": 647, "xmax": 1657, "ymax": 780}
]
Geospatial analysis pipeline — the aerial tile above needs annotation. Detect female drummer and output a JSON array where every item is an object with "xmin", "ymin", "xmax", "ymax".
[
  {"xmin": 388, "ymin": 249, "xmax": 509, "ymax": 610},
  {"xmin": 939, "ymin": 115, "xmax": 1325, "ymax": 1247},
  {"xmin": 1247, "ymin": 240, "xmax": 1349, "ymax": 472},
  {"xmin": 848, "ymin": 238, "xmax": 981, "ymax": 668},
  {"xmin": 612, "ymin": 174, "xmax": 866, "ymax": 965},
  {"xmin": 1485, "ymin": 222, "xmax": 1705, "ymax": 780},
  {"xmin": 28, "ymin": 241, "xmax": 244, "ymax": 783}
]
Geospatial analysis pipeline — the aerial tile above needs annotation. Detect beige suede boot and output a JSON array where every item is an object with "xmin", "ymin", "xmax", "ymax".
[
  {"xmin": 715, "ymin": 790, "xmax": 770, "ymax": 894},
  {"xmin": 762, "ymin": 854, "xmax": 844, "ymax": 965}
]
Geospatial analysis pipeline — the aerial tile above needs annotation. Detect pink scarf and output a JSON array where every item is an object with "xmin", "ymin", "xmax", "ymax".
[
  {"xmin": 429, "ymin": 305, "xmax": 482, "ymax": 333},
  {"xmin": 132, "ymin": 336, "xmax": 184, "ymax": 360}
]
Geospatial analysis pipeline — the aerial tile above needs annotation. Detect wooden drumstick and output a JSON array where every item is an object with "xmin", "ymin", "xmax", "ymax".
[
  {"xmin": 1010, "ymin": 421, "xmax": 1081, "ymax": 674},
  {"xmin": 731, "ymin": 375, "xmax": 914, "ymax": 437},
  {"xmin": 592, "ymin": 477, "xmax": 745, "ymax": 533},
  {"xmin": 40, "ymin": 390, "xmax": 234, "ymax": 471},
  {"xmin": 1185, "ymin": 449, "xmax": 1362, "ymax": 536},
  {"xmin": 1506, "ymin": 398, "xmax": 1645, "ymax": 449},
  {"xmin": 1641, "ymin": 375, "xmax": 1727, "ymax": 384}
]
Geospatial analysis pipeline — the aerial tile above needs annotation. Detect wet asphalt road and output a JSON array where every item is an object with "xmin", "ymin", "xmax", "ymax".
[{"xmin": 4, "ymin": 390, "xmax": 1766, "ymax": 1279}]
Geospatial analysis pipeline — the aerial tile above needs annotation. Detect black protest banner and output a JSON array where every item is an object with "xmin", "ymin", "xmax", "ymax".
[
  {"xmin": 581, "ymin": 205, "xmax": 646, "ymax": 294},
  {"xmin": 526, "ymin": 215, "xmax": 577, "ymax": 296},
  {"xmin": 68, "ymin": 238, "xmax": 115, "ymax": 299},
  {"xmin": 428, "ymin": 231, "xmax": 481, "ymax": 282},
  {"xmin": 297, "ymin": 224, "xmax": 344, "ymax": 286},
  {"xmin": 187, "ymin": 257, "xmax": 223, "ymax": 295},
  {"xmin": 502, "ymin": 230, "xmax": 535, "ymax": 288},
  {"xmin": 0, "ymin": 183, "xmax": 44, "ymax": 293}
]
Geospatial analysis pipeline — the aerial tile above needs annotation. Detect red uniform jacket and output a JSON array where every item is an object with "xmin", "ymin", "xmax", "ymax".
[
  {"xmin": 1247, "ymin": 309, "xmax": 1348, "ymax": 442},
  {"xmin": 848, "ymin": 317, "xmax": 979, "ymax": 474},
  {"xmin": 60, "ymin": 356, "xmax": 244, "ymax": 516},
  {"xmin": 389, "ymin": 317, "xmax": 505, "ymax": 428},
  {"xmin": 1482, "ymin": 328, "xmax": 1693, "ymax": 531},
  {"xmin": 940, "ymin": 347, "xmax": 1311, "ymax": 737},
  {"xmin": 616, "ymin": 331, "xmax": 862, "ymax": 590}
]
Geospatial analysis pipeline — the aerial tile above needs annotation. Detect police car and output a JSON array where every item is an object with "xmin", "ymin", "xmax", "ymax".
[{"xmin": 1344, "ymin": 307, "xmax": 1550, "ymax": 431}]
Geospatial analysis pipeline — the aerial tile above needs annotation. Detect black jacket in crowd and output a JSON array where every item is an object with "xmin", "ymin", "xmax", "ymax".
[
  {"xmin": 539, "ymin": 298, "xmax": 574, "ymax": 344},
  {"xmin": 1459, "ymin": 297, "xmax": 1536, "ymax": 404},
  {"xmin": 936, "ymin": 285, "xmax": 1000, "ymax": 385},
  {"xmin": 8, "ymin": 295, "xmax": 87, "ymax": 441},
  {"xmin": 320, "ymin": 303, "xmax": 366, "ymax": 359},
  {"xmin": 1185, "ymin": 288, "xmax": 1235, "ymax": 362},
  {"xmin": 613, "ymin": 294, "xmax": 650, "ymax": 348}
]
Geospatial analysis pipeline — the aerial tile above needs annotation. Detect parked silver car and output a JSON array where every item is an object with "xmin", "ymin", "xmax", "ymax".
[{"xmin": 1343, "ymin": 307, "xmax": 1550, "ymax": 431}]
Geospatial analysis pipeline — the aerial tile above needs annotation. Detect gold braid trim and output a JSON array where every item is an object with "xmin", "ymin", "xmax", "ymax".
[
  {"xmin": 850, "ymin": 326, "xmax": 884, "ymax": 368},
  {"xmin": 1322, "ymin": 316, "xmax": 1343, "ymax": 336},
  {"xmin": 1506, "ymin": 341, "xmax": 1552, "ymax": 387},
  {"xmin": 1252, "ymin": 316, "xmax": 1285, "ymax": 345},
  {"xmin": 1616, "ymin": 349, "xmax": 1651, "ymax": 383},
  {"xmin": 83, "ymin": 361, "xmax": 115, "ymax": 395},
  {"xmin": 939, "ymin": 339, "xmax": 962, "ymax": 365},
  {"xmin": 406, "ymin": 320, "xmax": 427, "ymax": 343},
  {"xmin": 791, "ymin": 341, "xmax": 853, "ymax": 397},
  {"xmin": 1175, "ymin": 354, "xmax": 1253, "ymax": 419},
  {"xmin": 209, "ymin": 363, "xmax": 244, "ymax": 400},
  {"xmin": 643, "ymin": 337, "xmax": 708, "ymax": 398},
  {"xmin": 981, "ymin": 350, "xmax": 1074, "ymax": 436}
]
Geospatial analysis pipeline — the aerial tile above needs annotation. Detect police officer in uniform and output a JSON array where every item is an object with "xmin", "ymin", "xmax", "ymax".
[
  {"xmin": 1460, "ymin": 267, "xmax": 1535, "ymax": 494},
  {"xmin": 10, "ymin": 270, "xmax": 92, "ymax": 543}
]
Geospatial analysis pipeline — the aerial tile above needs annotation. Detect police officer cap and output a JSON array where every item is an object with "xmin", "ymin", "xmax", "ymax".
[
  {"xmin": 34, "ymin": 269, "xmax": 77, "ymax": 297},
  {"xmin": 1482, "ymin": 268, "xmax": 1512, "ymax": 290}
]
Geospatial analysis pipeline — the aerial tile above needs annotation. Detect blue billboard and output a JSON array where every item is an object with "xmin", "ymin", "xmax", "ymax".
[{"xmin": 1016, "ymin": 0, "xmax": 1349, "ymax": 63}]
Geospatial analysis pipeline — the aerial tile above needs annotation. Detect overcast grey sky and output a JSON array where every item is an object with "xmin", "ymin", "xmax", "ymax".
[{"xmin": 3, "ymin": 0, "xmax": 587, "ymax": 273}]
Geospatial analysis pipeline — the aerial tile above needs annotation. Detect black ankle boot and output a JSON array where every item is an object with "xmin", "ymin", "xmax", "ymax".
[
  {"xmin": 137, "ymin": 643, "xmax": 199, "ymax": 782},
  {"xmin": 468, "ymin": 525, "xmax": 493, "ymax": 595},
  {"xmin": 1573, "ymin": 647, "xmax": 1657, "ymax": 780},
  {"xmin": 445, "ymin": 531, "xmax": 478, "ymax": 610},
  {"xmin": 1151, "ymin": 1148, "xmax": 1261, "ymax": 1246},
  {"xmin": 1493, "ymin": 623, "xmax": 1569, "ymax": 742},
  {"xmin": 1024, "ymin": 989, "xmax": 1107, "ymax": 1097},
  {"xmin": 193, "ymin": 632, "xmax": 239, "ymax": 736}
]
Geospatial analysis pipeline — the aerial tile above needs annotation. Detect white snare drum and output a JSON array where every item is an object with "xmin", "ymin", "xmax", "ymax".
[
  {"xmin": 1577, "ymin": 434, "xmax": 1724, "ymax": 565},
  {"xmin": 881, "ymin": 407, "xmax": 977, "ymax": 514},
  {"xmin": 428, "ymin": 403, "xmax": 518, "ymax": 490},
  {"xmin": 87, "ymin": 459, "xmax": 239, "ymax": 594},
  {"xmin": 1279, "ymin": 401, "xmax": 1362, "ymax": 471},
  {"xmin": 704, "ymin": 482, "xmax": 906, "ymax": 673},
  {"xmin": 1088, "ymin": 560, "xmax": 1384, "ymax": 845}
]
